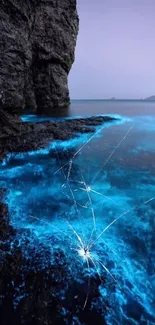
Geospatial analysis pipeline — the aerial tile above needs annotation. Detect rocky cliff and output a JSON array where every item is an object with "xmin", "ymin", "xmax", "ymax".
[{"xmin": 0, "ymin": 0, "xmax": 79, "ymax": 114}]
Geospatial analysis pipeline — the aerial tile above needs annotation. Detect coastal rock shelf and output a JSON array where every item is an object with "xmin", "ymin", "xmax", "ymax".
[{"xmin": 0, "ymin": 109, "xmax": 117, "ymax": 161}]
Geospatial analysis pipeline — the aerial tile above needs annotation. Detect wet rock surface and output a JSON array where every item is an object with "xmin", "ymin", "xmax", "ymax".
[
  {"xmin": 0, "ymin": 109, "xmax": 117, "ymax": 161},
  {"xmin": 0, "ymin": 0, "xmax": 79, "ymax": 113}
]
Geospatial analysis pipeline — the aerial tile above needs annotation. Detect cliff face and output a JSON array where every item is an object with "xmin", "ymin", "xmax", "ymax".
[{"xmin": 0, "ymin": 0, "xmax": 79, "ymax": 113}]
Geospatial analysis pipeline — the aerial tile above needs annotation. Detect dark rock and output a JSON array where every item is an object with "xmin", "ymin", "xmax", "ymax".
[
  {"xmin": 0, "ymin": 109, "xmax": 31, "ymax": 137},
  {"xmin": 0, "ymin": 109, "xmax": 118, "ymax": 161},
  {"xmin": 0, "ymin": 0, "xmax": 79, "ymax": 113}
]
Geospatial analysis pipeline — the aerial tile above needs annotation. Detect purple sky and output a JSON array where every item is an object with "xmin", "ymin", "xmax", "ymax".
[{"xmin": 69, "ymin": 0, "xmax": 155, "ymax": 99}]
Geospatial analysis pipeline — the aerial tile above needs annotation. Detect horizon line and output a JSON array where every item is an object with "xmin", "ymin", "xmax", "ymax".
[{"xmin": 70, "ymin": 98, "xmax": 155, "ymax": 101}]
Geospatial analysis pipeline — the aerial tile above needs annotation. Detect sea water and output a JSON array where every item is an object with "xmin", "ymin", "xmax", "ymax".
[{"xmin": 0, "ymin": 100, "xmax": 155, "ymax": 324}]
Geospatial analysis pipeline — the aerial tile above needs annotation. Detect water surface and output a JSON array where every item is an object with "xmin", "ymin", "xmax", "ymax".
[
  {"xmin": 22, "ymin": 99, "xmax": 155, "ymax": 122},
  {"xmin": 1, "ymin": 100, "xmax": 155, "ymax": 324}
]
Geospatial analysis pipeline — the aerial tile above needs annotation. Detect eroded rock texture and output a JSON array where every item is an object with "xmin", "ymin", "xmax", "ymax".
[{"xmin": 0, "ymin": 0, "xmax": 79, "ymax": 113}]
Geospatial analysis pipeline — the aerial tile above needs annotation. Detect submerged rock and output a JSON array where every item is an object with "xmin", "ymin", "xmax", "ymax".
[{"xmin": 0, "ymin": 0, "xmax": 79, "ymax": 113}]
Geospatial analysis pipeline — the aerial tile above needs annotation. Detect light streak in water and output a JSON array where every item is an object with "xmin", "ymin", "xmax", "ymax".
[
  {"xmin": 53, "ymin": 124, "xmax": 106, "ymax": 178},
  {"xmin": 5, "ymin": 119, "xmax": 155, "ymax": 313},
  {"xmin": 89, "ymin": 196, "xmax": 155, "ymax": 249},
  {"xmin": 50, "ymin": 121, "xmax": 154, "ymax": 309},
  {"xmin": 80, "ymin": 173, "xmax": 97, "ymax": 231},
  {"xmin": 91, "ymin": 126, "xmax": 133, "ymax": 185},
  {"xmin": 53, "ymin": 122, "xmax": 155, "ymax": 310}
]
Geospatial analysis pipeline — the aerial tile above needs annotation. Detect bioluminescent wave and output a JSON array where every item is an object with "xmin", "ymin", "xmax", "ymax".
[{"xmin": 0, "ymin": 115, "xmax": 155, "ymax": 324}]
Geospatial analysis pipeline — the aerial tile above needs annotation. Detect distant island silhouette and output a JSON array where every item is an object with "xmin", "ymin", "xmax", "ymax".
[{"xmin": 144, "ymin": 95, "xmax": 155, "ymax": 101}]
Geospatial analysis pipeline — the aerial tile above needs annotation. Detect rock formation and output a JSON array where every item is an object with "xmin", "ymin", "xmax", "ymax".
[
  {"xmin": 0, "ymin": 110, "xmax": 117, "ymax": 162},
  {"xmin": 0, "ymin": 109, "xmax": 31, "ymax": 137},
  {"xmin": 0, "ymin": 0, "xmax": 79, "ymax": 114}
]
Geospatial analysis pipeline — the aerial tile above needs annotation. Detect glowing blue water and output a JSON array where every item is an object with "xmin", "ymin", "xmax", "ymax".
[{"xmin": 0, "ymin": 114, "xmax": 155, "ymax": 324}]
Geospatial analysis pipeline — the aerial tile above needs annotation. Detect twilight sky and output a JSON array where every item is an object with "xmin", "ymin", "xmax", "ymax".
[{"xmin": 69, "ymin": 0, "xmax": 155, "ymax": 99}]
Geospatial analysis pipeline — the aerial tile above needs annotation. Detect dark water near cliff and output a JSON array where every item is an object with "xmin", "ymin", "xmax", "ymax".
[
  {"xmin": 22, "ymin": 99, "xmax": 155, "ymax": 121},
  {"xmin": 1, "ymin": 100, "xmax": 155, "ymax": 324}
]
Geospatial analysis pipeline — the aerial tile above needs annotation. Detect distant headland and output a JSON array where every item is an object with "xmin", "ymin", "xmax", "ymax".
[{"xmin": 144, "ymin": 95, "xmax": 155, "ymax": 101}]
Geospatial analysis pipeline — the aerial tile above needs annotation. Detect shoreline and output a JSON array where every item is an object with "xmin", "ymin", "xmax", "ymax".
[
  {"xmin": 0, "ymin": 112, "xmax": 118, "ymax": 324},
  {"xmin": 0, "ymin": 111, "xmax": 117, "ymax": 162}
]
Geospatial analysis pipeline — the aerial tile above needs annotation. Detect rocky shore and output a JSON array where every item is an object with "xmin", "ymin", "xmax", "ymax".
[
  {"xmin": 0, "ymin": 109, "xmax": 117, "ymax": 161},
  {"xmin": 0, "ymin": 111, "xmax": 117, "ymax": 325},
  {"xmin": 0, "ymin": 1, "xmax": 113, "ymax": 323}
]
